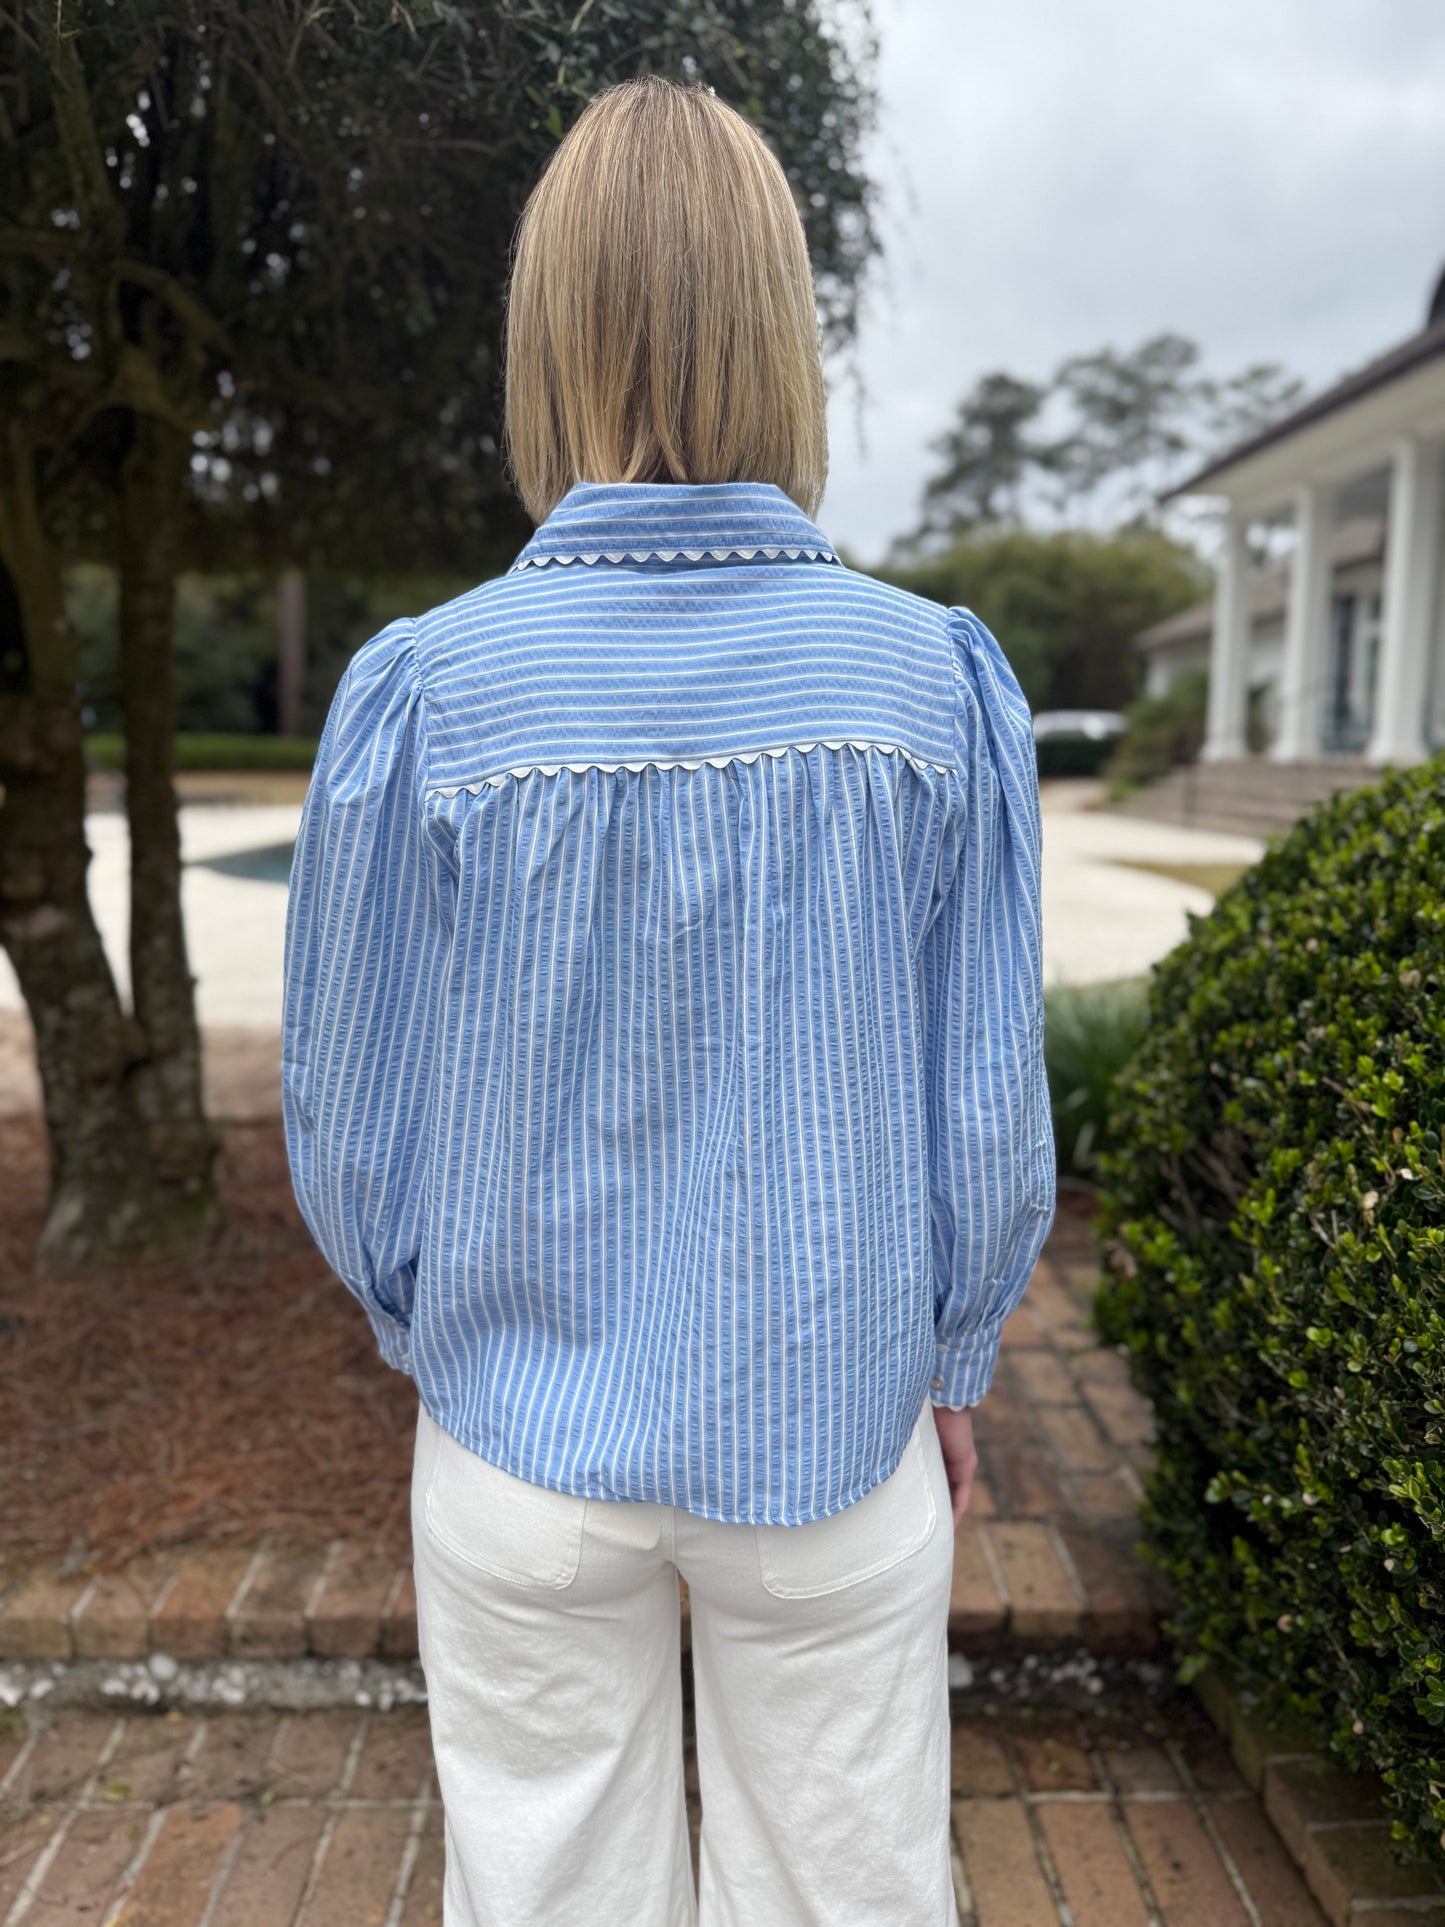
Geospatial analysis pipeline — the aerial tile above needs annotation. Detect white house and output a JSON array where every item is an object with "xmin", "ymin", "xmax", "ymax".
[
  {"xmin": 1141, "ymin": 265, "xmax": 1445, "ymax": 769},
  {"xmin": 1136, "ymin": 517, "xmax": 1385, "ymax": 753}
]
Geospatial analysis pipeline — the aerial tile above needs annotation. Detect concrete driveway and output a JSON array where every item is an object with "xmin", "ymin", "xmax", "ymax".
[{"xmin": 1038, "ymin": 781, "xmax": 1263, "ymax": 987}]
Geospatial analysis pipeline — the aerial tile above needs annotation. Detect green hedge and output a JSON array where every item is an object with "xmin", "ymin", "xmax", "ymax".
[
  {"xmin": 1094, "ymin": 759, "xmax": 1445, "ymax": 1866},
  {"xmin": 86, "ymin": 733, "xmax": 318, "ymax": 772},
  {"xmin": 1102, "ymin": 669, "xmax": 1207, "ymax": 795},
  {"xmin": 1036, "ymin": 735, "xmax": 1119, "ymax": 780}
]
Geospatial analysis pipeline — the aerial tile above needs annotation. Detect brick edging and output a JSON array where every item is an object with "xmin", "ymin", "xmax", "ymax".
[
  {"xmin": 4, "ymin": 1219, "xmax": 1172, "ymax": 1666},
  {"xmin": 0, "ymin": 1538, "xmax": 417, "ymax": 1666},
  {"xmin": 0, "ymin": 1513, "xmax": 1164, "ymax": 1668},
  {"xmin": 1194, "ymin": 1668, "xmax": 1445, "ymax": 1926}
]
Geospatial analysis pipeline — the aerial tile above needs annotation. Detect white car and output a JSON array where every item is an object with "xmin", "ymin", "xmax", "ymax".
[{"xmin": 1031, "ymin": 709, "xmax": 1127, "ymax": 743}]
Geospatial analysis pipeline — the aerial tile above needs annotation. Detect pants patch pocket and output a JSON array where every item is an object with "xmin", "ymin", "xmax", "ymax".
[
  {"xmin": 420, "ymin": 1408, "xmax": 587, "ymax": 1591},
  {"xmin": 755, "ymin": 1419, "xmax": 937, "ymax": 1600}
]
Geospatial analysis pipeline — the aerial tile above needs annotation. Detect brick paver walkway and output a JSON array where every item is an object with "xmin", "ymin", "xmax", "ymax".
[
  {"xmin": 954, "ymin": 1204, "xmax": 1164, "ymax": 1650},
  {"xmin": 0, "ymin": 1701, "xmax": 1327, "ymax": 1925}
]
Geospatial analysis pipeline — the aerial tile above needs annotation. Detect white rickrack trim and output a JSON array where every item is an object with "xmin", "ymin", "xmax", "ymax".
[
  {"xmin": 428, "ymin": 738, "xmax": 951, "ymax": 797},
  {"xmin": 511, "ymin": 543, "xmax": 841, "ymax": 571}
]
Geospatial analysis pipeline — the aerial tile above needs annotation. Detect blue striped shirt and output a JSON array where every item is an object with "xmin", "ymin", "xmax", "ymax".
[{"xmin": 282, "ymin": 480, "xmax": 1054, "ymax": 1525}]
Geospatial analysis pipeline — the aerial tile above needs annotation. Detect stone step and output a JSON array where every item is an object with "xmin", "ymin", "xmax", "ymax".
[{"xmin": 1113, "ymin": 757, "xmax": 1380, "ymax": 839}]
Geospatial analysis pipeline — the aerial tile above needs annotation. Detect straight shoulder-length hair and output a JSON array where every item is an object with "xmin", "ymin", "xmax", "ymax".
[{"xmin": 503, "ymin": 75, "xmax": 829, "ymax": 525}]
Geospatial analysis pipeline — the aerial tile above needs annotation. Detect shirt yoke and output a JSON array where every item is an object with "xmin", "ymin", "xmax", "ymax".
[{"xmin": 410, "ymin": 562, "xmax": 962, "ymax": 799}]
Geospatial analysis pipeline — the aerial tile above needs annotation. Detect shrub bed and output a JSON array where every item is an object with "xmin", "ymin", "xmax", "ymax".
[
  {"xmin": 1036, "ymin": 735, "xmax": 1118, "ymax": 780},
  {"xmin": 1101, "ymin": 669, "xmax": 1206, "ymax": 794},
  {"xmin": 1093, "ymin": 759, "xmax": 1445, "ymax": 1866},
  {"xmin": 86, "ymin": 732, "xmax": 318, "ymax": 772}
]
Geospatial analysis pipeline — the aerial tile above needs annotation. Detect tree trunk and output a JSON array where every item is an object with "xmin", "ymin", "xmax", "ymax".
[
  {"xmin": 0, "ymin": 438, "xmax": 172, "ymax": 1267},
  {"xmin": 117, "ymin": 416, "xmax": 220, "ymax": 1226},
  {"xmin": 277, "ymin": 567, "xmax": 307, "ymax": 738}
]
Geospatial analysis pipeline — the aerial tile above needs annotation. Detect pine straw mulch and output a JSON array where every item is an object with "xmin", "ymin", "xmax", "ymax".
[
  {"xmin": 1, "ymin": 1115, "xmax": 1103, "ymax": 1586},
  {"xmin": 0, "ymin": 1115, "xmax": 416, "ymax": 1581}
]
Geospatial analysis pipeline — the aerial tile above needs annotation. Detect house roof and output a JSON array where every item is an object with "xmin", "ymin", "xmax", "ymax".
[
  {"xmin": 1167, "ymin": 306, "xmax": 1445, "ymax": 498},
  {"xmin": 1135, "ymin": 517, "xmax": 1386, "ymax": 653}
]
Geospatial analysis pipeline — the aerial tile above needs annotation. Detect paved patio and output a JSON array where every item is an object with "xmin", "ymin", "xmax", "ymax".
[
  {"xmin": 0, "ymin": 1699, "xmax": 1327, "ymax": 1926},
  {"xmin": 1038, "ymin": 780, "xmax": 1263, "ymax": 988}
]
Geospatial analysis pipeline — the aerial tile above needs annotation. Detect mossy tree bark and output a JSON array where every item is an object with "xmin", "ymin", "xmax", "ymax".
[
  {"xmin": 0, "ymin": 438, "xmax": 148, "ymax": 1265},
  {"xmin": 0, "ymin": 424, "xmax": 221, "ymax": 1268},
  {"xmin": 0, "ymin": 12, "xmax": 218, "ymax": 1267},
  {"xmin": 117, "ymin": 415, "xmax": 220, "ymax": 1232}
]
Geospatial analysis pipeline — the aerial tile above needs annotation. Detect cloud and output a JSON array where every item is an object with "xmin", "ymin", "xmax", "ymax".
[{"xmin": 820, "ymin": 0, "xmax": 1445, "ymax": 562}]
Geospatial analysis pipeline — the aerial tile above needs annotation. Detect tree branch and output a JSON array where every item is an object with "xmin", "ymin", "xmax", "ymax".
[
  {"xmin": 39, "ymin": 3, "xmax": 123, "ymax": 249},
  {"xmin": 114, "ymin": 260, "xmax": 234, "ymax": 353}
]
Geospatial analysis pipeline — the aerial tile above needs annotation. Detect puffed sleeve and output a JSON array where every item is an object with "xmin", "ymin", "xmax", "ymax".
[
  {"xmin": 281, "ymin": 618, "xmax": 453, "ymax": 1373},
  {"xmin": 918, "ymin": 606, "xmax": 1056, "ymax": 1407}
]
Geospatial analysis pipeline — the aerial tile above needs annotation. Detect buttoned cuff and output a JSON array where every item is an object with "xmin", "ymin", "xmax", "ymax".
[
  {"xmin": 929, "ymin": 1315, "xmax": 1008, "ymax": 1409},
  {"xmin": 364, "ymin": 1298, "xmax": 413, "ymax": 1375}
]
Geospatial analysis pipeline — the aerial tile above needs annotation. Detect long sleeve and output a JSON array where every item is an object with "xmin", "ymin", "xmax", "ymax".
[
  {"xmin": 920, "ymin": 606, "xmax": 1056, "ymax": 1409},
  {"xmin": 281, "ymin": 618, "xmax": 452, "ymax": 1374}
]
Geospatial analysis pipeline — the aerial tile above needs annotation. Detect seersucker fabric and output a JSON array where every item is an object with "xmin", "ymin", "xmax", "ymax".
[{"xmin": 282, "ymin": 479, "xmax": 1055, "ymax": 1526}]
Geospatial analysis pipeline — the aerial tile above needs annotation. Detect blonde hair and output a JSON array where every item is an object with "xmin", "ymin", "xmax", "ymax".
[{"xmin": 503, "ymin": 76, "xmax": 828, "ymax": 524}]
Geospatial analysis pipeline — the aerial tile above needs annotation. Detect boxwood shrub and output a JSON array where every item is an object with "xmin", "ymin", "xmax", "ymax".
[{"xmin": 1093, "ymin": 758, "xmax": 1445, "ymax": 1865}]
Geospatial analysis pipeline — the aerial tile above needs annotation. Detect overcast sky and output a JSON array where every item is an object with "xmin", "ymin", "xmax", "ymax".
[{"xmin": 817, "ymin": 0, "xmax": 1445, "ymax": 564}]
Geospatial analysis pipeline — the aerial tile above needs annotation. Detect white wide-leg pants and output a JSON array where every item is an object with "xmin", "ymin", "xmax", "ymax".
[{"xmin": 411, "ymin": 1399, "xmax": 959, "ymax": 1927}]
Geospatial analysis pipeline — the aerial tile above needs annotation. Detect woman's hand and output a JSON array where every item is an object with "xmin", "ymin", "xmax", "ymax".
[{"xmin": 932, "ymin": 1405, "xmax": 977, "ymax": 1528}]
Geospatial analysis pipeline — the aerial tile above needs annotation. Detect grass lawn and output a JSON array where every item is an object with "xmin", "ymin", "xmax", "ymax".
[{"xmin": 1106, "ymin": 858, "xmax": 1251, "ymax": 897}]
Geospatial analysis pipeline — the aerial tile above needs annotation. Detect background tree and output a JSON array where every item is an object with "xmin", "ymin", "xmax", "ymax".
[
  {"xmin": 0, "ymin": 0, "xmax": 879, "ymax": 1267},
  {"xmin": 882, "ymin": 527, "xmax": 1207, "ymax": 714},
  {"xmin": 884, "ymin": 332, "xmax": 1300, "ymax": 718},
  {"xmin": 900, "ymin": 332, "xmax": 1303, "ymax": 548},
  {"xmin": 910, "ymin": 371, "xmax": 1045, "ymax": 546},
  {"xmin": 1046, "ymin": 333, "xmax": 1207, "ymax": 517},
  {"xmin": 1046, "ymin": 335, "xmax": 1304, "ymax": 522}
]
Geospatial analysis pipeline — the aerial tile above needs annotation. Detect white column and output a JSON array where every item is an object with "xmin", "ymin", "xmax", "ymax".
[
  {"xmin": 1366, "ymin": 438, "xmax": 1442, "ymax": 767},
  {"xmin": 1271, "ymin": 483, "xmax": 1335, "ymax": 762},
  {"xmin": 1202, "ymin": 508, "xmax": 1252, "ymax": 761}
]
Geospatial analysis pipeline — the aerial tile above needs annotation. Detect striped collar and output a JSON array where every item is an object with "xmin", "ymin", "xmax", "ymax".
[{"xmin": 511, "ymin": 479, "xmax": 840, "ymax": 572}]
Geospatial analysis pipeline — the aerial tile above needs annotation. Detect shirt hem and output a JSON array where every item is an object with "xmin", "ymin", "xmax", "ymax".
[{"xmin": 414, "ymin": 1389, "xmax": 925, "ymax": 1528}]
